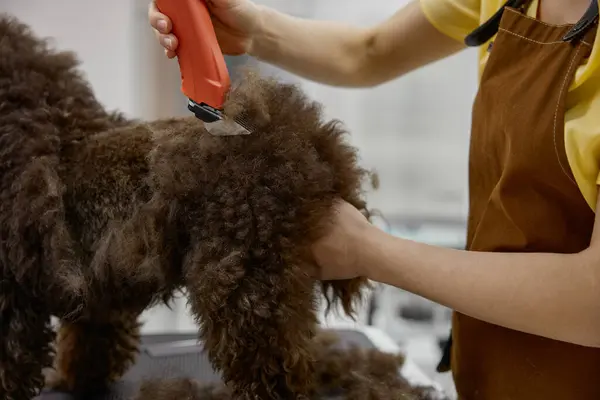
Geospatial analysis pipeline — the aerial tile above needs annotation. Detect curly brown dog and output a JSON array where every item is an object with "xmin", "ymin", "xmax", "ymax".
[
  {"xmin": 0, "ymin": 14, "xmax": 373, "ymax": 400},
  {"xmin": 134, "ymin": 330, "xmax": 447, "ymax": 400}
]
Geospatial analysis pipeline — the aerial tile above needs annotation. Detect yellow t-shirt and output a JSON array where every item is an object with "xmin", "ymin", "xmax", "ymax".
[{"xmin": 420, "ymin": 0, "xmax": 600, "ymax": 210}]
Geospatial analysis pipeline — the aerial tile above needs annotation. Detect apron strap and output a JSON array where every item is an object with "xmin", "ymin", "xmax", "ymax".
[
  {"xmin": 562, "ymin": 0, "xmax": 599, "ymax": 41},
  {"xmin": 464, "ymin": 0, "xmax": 530, "ymax": 46},
  {"xmin": 464, "ymin": 0, "xmax": 599, "ymax": 47}
]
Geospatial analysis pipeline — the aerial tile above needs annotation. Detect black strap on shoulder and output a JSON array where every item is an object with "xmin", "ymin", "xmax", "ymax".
[
  {"xmin": 562, "ymin": 0, "xmax": 599, "ymax": 42},
  {"xmin": 464, "ymin": 0, "xmax": 598, "ymax": 47},
  {"xmin": 464, "ymin": 0, "xmax": 529, "ymax": 46}
]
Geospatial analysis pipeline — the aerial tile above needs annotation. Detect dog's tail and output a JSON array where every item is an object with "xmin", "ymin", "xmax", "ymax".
[{"xmin": 0, "ymin": 15, "xmax": 128, "ymax": 312}]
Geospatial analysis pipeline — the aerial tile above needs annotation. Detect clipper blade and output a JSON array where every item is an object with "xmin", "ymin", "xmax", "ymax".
[
  {"xmin": 204, "ymin": 119, "xmax": 251, "ymax": 136},
  {"xmin": 188, "ymin": 99, "xmax": 253, "ymax": 136}
]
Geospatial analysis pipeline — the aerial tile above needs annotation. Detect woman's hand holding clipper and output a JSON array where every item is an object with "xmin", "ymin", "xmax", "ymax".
[
  {"xmin": 149, "ymin": 0, "xmax": 461, "ymax": 87},
  {"xmin": 148, "ymin": 0, "xmax": 261, "ymax": 58}
]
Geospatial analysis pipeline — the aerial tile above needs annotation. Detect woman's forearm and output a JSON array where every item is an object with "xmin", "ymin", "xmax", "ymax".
[
  {"xmin": 250, "ymin": 1, "xmax": 464, "ymax": 87},
  {"xmin": 249, "ymin": 6, "xmax": 371, "ymax": 86},
  {"xmin": 361, "ymin": 227, "xmax": 600, "ymax": 347}
]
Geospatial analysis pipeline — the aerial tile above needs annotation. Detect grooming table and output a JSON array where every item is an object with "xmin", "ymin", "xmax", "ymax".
[{"xmin": 36, "ymin": 326, "xmax": 448, "ymax": 400}]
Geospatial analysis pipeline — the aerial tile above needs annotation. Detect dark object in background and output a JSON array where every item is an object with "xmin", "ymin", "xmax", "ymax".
[
  {"xmin": 366, "ymin": 290, "xmax": 378, "ymax": 326},
  {"xmin": 436, "ymin": 333, "xmax": 452, "ymax": 373},
  {"xmin": 398, "ymin": 304, "xmax": 435, "ymax": 323}
]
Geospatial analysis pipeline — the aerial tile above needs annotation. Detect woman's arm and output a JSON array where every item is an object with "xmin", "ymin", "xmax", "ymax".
[
  {"xmin": 251, "ymin": 0, "xmax": 465, "ymax": 87},
  {"xmin": 356, "ymin": 192, "xmax": 600, "ymax": 348}
]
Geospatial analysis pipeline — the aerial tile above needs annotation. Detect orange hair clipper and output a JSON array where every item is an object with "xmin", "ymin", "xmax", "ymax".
[{"xmin": 155, "ymin": 0, "xmax": 251, "ymax": 135}]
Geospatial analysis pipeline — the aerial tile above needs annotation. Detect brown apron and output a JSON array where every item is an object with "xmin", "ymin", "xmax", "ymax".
[{"xmin": 450, "ymin": 4, "xmax": 600, "ymax": 399}]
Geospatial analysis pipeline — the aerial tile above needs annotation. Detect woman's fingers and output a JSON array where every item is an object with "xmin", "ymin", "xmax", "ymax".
[
  {"xmin": 165, "ymin": 48, "xmax": 177, "ymax": 59},
  {"xmin": 159, "ymin": 33, "xmax": 178, "ymax": 52},
  {"xmin": 149, "ymin": 2, "xmax": 178, "ymax": 57},
  {"xmin": 148, "ymin": 2, "xmax": 172, "ymax": 34}
]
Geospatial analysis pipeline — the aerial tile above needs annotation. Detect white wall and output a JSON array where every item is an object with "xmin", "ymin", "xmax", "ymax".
[{"xmin": 2, "ymin": 0, "xmax": 188, "ymax": 120}]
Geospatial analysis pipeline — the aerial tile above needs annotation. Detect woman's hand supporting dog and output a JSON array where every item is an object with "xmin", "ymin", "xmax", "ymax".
[
  {"xmin": 310, "ymin": 200, "xmax": 372, "ymax": 281},
  {"xmin": 148, "ymin": 0, "xmax": 464, "ymax": 87},
  {"xmin": 314, "ymin": 197, "xmax": 600, "ymax": 349}
]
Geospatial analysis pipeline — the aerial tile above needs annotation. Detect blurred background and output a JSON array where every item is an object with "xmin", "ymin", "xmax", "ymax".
[{"xmin": 3, "ymin": 0, "xmax": 479, "ymax": 396}]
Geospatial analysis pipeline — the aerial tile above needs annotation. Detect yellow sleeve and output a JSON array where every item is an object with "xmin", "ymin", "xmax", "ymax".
[{"xmin": 419, "ymin": 0, "xmax": 482, "ymax": 42}]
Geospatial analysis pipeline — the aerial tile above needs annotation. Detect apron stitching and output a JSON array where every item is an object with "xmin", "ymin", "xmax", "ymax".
[
  {"xmin": 553, "ymin": 43, "xmax": 583, "ymax": 186},
  {"xmin": 504, "ymin": 6, "xmax": 587, "ymax": 29},
  {"xmin": 498, "ymin": 28, "xmax": 592, "ymax": 46}
]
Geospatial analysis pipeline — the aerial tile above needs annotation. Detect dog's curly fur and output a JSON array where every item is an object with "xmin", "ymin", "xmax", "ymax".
[
  {"xmin": 133, "ymin": 331, "xmax": 447, "ymax": 400},
  {"xmin": 0, "ymin": 15, "xmax": 375, "ymax": 400}
]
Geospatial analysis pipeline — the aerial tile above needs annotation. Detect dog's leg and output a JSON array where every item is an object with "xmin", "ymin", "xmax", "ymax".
[
  {"xmin": 184, "ymin": 249, "xmax": 319, "ymax": 399},
  {"xmin": 0, "ymin": 286, "xmax": 54, "ymax": 400},
  {"xmin": 46, "ymin": 312, "xmax": 141, "ymax": 396}
]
